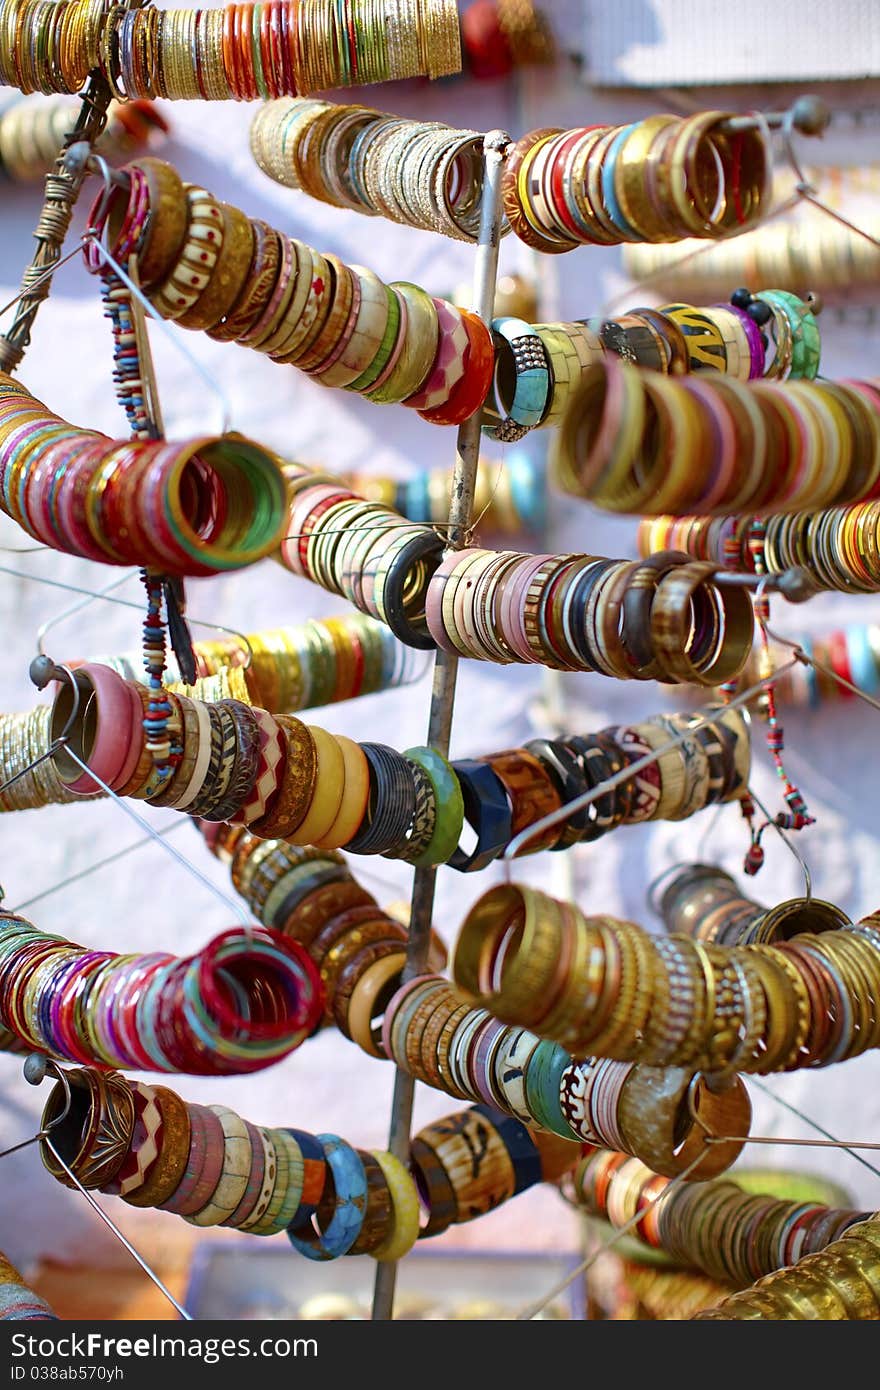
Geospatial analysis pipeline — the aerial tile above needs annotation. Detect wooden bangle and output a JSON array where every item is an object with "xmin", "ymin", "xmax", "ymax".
[
  {"xmin": 286, "ymin": 724, "xmax": 345, "ymax": 845},
  {"xmin": 312, "ymin": 733, "xmax": 371, "ymax": 849},
  {"xmin": 346, "ymin": 951, "xmax": 407, "ymax": 1054}
]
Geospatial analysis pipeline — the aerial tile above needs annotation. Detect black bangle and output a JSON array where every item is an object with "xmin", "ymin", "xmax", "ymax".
[
  {"xmin": 523, "ymin": 737, "xmax": 592, "ymax": 850},
  {"xmin": 568, "ymin": 559, "xmax": 618, "ymax": 671},
  {"xmin": 448, "ymin": 759, "xmax": 513, "ymax": 873},
  {"xmin": 390, "ymin": 758, "xmax": 437, "ymax": 863},
  {"xmin": 346, "ymin": 743, "xmax": 417, "ymax": 855},
  {"xmin": 381, "ymin": 530, "xmax": 444, "ymax": 650},
  {"xmin": 268, "ymin": 864, "xmax": 353, "ymax": 929},
  {"xmin": 562, "ymin": 735, "xmax": 622, "ymax": 840}
]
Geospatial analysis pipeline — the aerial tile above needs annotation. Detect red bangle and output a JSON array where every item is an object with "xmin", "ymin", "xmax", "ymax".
[{"xmin": 418, "ymin": 311, "xmax": 494, "ymax": 427}]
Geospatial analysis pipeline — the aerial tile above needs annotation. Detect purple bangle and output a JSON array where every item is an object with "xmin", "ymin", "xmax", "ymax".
[{"xmin": 725, "ymin": 304, "xmax": 766, "ymax": 379}]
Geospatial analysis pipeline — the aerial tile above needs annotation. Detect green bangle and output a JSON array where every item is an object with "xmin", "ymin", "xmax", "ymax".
[
  {"xmin": 248, "ymin": 1129, "xmax": 305, "ymax": 1234},
  {"xmin": 347, "ymin": 286, "xmax": 401, "ymax": 393},
  {"xmin": 756, "ymin": 291, "xmax": 821, "ymax": 380},
  {"xmin": 404, "ymin": 745, "xmax": 465, "ymax": 867},
  {"xmin": 524, "ymin": 1040, "xmax": 579, "ymax": 1139}
]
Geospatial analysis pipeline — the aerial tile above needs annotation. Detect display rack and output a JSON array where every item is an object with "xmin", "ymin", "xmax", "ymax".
[
  {"xmin": 3, "ymin": 32, "xmax": 880, "ymax": 1326},
  {"xmin": 371, "ymin": 129, "xmax": 510, "ymax": 1322}
]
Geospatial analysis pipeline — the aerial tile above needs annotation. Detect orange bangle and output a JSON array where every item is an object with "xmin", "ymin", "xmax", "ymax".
[
  {"xmin": 287, "ymin": 724, "xmax": 345, "ymax": 845},
  {"xmin": 418, "ymin": 311, "xmax": 495, "ymax": 427},
  {"xmin": 313, "ymin": 734, "xmax": 371, "ymax": 849}
]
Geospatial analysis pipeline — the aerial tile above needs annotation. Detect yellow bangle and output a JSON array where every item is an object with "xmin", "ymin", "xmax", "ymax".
[
  {"xmin": 369, "ymin": 1149, "xmax": 420, "ymax": 1262},
  {"xmin": 287, "ymin": 724, "xmax": 345, "ymax": 845},
  {"xmin": 347, "ymin": 952, "xmax": 407, "ymax": 1056},
  {"xmin": 313, "ymin": 734, "xmax": 371, "ymax": 849}
]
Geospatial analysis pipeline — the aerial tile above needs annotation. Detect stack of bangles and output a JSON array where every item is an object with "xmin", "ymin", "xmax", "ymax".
[
  {"xmin": 0, "ymin": 912, "xmax": 322, "ymax": 1072},
  {"xmin": 502, "ymin": 111, "xmax": 770, "ymax": 253},
  {"xmin": 342, "ymin": 452, "xmax": 546, "ymax": 535},
  {"xmin": 657, "ymin": 862, "xmax": 851, "ymax": 947},
  {"xmin": 250, "ymin": 99, "xmax": 495, "ymax": 242},
  {"xmin": 86, "ymin": 613, "xmax": 426, "ymax": 716},
  {"xmin": 639, "ymin": 507, "xmax": 880, "ymax": 594},
  {"xmin": 0, "ymin": 97, "xmax": 167, "ymax": 181},
  {"xmin": 565, "ymin": 1148, "xmax": 868, "ymax": 1288},
  {"xmin": 278, "ymin": 464, "xmax": 756, "ymax": 675},
  {"xmin": 451, "ymin": 883, "xmax": 880, "ymax": 1076},
  {"xmin": 0, "ymin": 376, "xmax": 288, "ymax": 575},
  {"xmin": 196, "ymin": 827, "xmax": 755, "ymax": 1180},
  {"xmin": 197, "ymin": 820, "xmax": 449, "ymax": 1036},
  {"xmin": 719, "ymin": 620, "xmax": 880, "ymax": 708},
  {"xmin": 553, "ymin": 359, "xmax": 879, "ymax": 517},
  {"xmin": 0, "ymin": 706, "xmax": 98, "ymax": 812},
  {"xmin": 0, "ymin": 0, "xmax": 461, "ymax": 98},
  {"xmin": 48, "ymin": 663, "xmax": 751, "ymax": 865},
  {"xmin": 35, "ymin": 1064, "xmax": 575, "ymax": 1255},
  {"xmin": 84, "ymin": 161, "xmax": 804, "ymax": 442},
  {"xmin": 424, "ymin": 546, "xmax": 755, "ymax": 682},
  {"xmin": 0, "ymin": 1255, "xmax": 57, "ymax": 1321},
  {"xmin": 695, "ymin": 1220, "xmax": 880, "ymax": 1319},
  {"xmin": 378, "ymin": 977, "xmax": 751, "ymax": 1178},
  {"xmin": 85, "ymin": 158, "xmax": 497, "ymax": 429}
]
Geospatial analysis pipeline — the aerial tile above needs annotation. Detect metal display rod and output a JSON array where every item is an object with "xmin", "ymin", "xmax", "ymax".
[{"xmin": 370, "ymin": 130, "xmax": 511, "ymax": 1323}]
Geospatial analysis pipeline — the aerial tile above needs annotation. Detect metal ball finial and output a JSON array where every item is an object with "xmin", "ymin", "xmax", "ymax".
[
  {"xmin": 23, "ymin": 1053, "xmax": 50, "ymax": 1086},
  {"xmin": 777, "ymin": 567, "xmax": 820, "ymax": 603},
  {"xmin": 29, "ymin": 654, "xmax": 60, "ymax": 689},
  {"xmin": 791, "ymin": 95, "xmax": 832, "ymax": 137}
]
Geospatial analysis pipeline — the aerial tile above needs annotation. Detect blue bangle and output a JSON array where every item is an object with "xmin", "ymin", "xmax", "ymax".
[
  {"xmin": 600, "ymin": 124, "xmax": 641, "ymax": 240},
  {"xmin": 448, "ymin": 759, "xmax": 513, "ymax": 873},
  {"xmin": 524, "ymin": 1040, "xmax": 579, "ymax": 1139},
  {"xmin": 284, "ymin": 1127, "xmax": 327, "ymax": 1235},
  {"xmin": 471, "ymin": 1104, "xmax": 543, "ymax": 1194},
  {"xmin": 404, "ymin": 473, "xmax": 432, "ymax": 524},
  {"xmin": 483, "ymin": 317, "xmax": 551, "ymax": 442},
  {"xmin": 846, "ymin": 624, "xmax": 878, "ymax": 694},
  {"xmin": 507, "ymin": 450, "xmax": 547, "ymax": 534},
  {"xmin": 286, "ymin": 1134, "xmax": 367, "ymax": 1261}
]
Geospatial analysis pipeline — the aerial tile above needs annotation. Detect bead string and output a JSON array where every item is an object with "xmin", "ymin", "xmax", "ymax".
[{"xmin": 732, "ymin": 522, "xmax": 815, "ymax": 877}]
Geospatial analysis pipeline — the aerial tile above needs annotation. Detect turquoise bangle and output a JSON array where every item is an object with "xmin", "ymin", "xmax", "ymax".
[
  {"xmin": 756, "ymin": 291, "xmax": 821, "ymax": 380},
  {"xmin": 601, "ymin": 124, "xmax": 641, "ymax": 240},
  {"xmin": 287, "ymin": 1134, "xmax": 367, "ymax": 1261},
  {"xmin": 846, "ymin": 625, "xmax": 879, "ymax": 694},
  {"xmin": 483, "ymin": 316, "xmax": 551, "ymax": 440},
  {"xmin": 508, "ymin": 449, "xmax": 547, "ymax": 533},
  {"xmin": 404, "ymin": 745, "xmax": 465, "ymax": 867},
  {"xmin": 524, "ymin": 1040, "xmax": 579, "ymax": 1139}
]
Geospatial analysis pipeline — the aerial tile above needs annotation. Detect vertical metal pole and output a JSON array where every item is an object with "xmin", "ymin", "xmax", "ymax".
[{"xmin": 370, "ymin": 130, "xmax": 510, "ymax": 1322}]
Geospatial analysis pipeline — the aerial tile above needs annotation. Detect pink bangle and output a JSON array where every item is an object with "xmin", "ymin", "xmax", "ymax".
[
  {"xmin": 58, "ymin": 663, "xmax": 137, "ymax": 794},
  {"xmin": 158, "ymin": 1105, "xmax": 222, "ymax": 1215},
  {"xmin": 111, "ymin": 677, "xmax": 148, "ymax": 792},
  {"xmin": 503, "ymin": 554, "xmax": 550, "ymax": 663},
  {"xmin": 426, "ymin": 551, "xmax": 477, "ymax": 653},
  {"xmin": 381, "ymin": 977, "xmax": 429, "ymax": 1062},
  {"xmin": 403, "ymin": 299, "xmax": 470, "ymax": 411}
]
